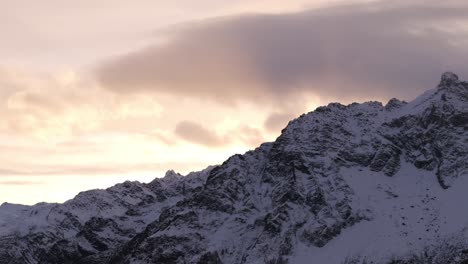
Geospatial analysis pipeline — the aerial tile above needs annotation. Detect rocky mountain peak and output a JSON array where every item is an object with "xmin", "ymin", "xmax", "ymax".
[
  {"xmin": 439, "ymin": 71, "xmax": 459, "ymax": 86},
  {"xmin": 437, "ymin": 72, "xmax": 468, "ymax": 96},
  {"xmin": 163, "ymin": 169, "xmax": 182, "ymax": 179},
  {"xmin": 385, "ymin": 98, "xmax": 407, "ymax": 111}
]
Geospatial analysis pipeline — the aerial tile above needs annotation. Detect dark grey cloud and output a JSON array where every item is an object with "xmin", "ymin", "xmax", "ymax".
[
  {"xmin": 97, "ymin": 0, "xmax": 468, "ymax": 104},
  {"xmin": 174, "ymin": 121, "xmax": 227, "ymax": 147}
]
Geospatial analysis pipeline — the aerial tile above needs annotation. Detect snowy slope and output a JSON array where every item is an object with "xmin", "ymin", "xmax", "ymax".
[
  {"xmin": 0, "ymin": 168, "xmax": 212, "ymax": 263},
  {"xmin": 0, "ymin": 72, "xmax": 467, "ymax": 264}
]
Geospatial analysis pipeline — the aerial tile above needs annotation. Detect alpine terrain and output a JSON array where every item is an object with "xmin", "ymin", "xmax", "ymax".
[{"xmin": 1, "ymin": 72, "xmax": 467, "ymax": 264}]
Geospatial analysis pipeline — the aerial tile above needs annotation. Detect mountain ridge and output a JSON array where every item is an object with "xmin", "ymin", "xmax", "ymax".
[{"xmin": 1, "ymin": 72, "xmax": 467, "ymax": 264}]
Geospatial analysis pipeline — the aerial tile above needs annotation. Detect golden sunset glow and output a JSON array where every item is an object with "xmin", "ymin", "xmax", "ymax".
[{"xmin": 1, "ymin": 0, "xmax": 468, "ymax": 205}]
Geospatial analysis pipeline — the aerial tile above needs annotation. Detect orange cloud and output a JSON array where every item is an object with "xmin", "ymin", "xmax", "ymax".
[{"xmin": 0, "ymin": 68, "xmax": 165, "ymax": 142}]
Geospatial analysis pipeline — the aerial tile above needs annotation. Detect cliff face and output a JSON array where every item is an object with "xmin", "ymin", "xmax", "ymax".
[{"xmin": 1, "ymin": 72, "xmax": 467, "ymax": 264}]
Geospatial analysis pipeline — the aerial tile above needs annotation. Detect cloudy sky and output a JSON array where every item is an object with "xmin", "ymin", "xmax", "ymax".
[{"xmin": 1, "ymin": 0, "xmax": 467, "ymax": 205}]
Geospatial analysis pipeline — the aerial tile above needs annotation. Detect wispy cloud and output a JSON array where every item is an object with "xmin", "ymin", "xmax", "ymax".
[
  {"xmin": 0, "ymin": 180, "xmax": 44, "ymax": 186},
  {"xmin": 174, "ymin": 121, "xmax": 229, "ymax": 147},
  {"xmin": 264, "ymin": 112, "xmax": 296, "ymax": 132},
  {"xmin": 0, "ymin": 162, "xmax": 208, "ymax": 177}
]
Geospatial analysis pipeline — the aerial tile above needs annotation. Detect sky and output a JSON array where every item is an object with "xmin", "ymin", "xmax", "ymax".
[{"xmin": 1, "ymin": 0, "xmax": 468, "ymax": 205}]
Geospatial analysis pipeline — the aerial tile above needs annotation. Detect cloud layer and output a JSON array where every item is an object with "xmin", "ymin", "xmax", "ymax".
[
  {"xmin": 3, "ymin": 0, "xmax": 468, "ymax": 205},
  {"xmin": 97, "ymin": 0, "xmax": 468, "ymax": 105},
  {"xmin": 174, "ymin": 121, "xmax": 228, "ymax": 147}
]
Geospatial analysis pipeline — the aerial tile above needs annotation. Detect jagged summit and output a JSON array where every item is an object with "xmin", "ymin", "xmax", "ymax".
[
  {"xmin": 385, "ymin": 98, "xmax": 407, "ymax": 110},
  {"xmin": 0, "ymin": 73, "xmax": 467, "ymax": 264},
  {"xmin": 163, "ymin": 169, "xmax": 182, "ymax": 179},
  {"xmin": 440, "ymin": 71, "xmax": 459, "ymax": 86},
  {"xmin": 437, "ymin": 72, "xmax": 468, "ymax": 97}
]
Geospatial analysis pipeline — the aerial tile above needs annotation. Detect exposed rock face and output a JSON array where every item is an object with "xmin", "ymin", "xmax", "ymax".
[{"xmin": 0, "ymin": 73, "xmax": 467, "ymax": 264}]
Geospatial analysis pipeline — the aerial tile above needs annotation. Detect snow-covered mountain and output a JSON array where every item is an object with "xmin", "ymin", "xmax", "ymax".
[{"xmin": 1, "ymin": 72, "xmax": 467, "ymax": 264}]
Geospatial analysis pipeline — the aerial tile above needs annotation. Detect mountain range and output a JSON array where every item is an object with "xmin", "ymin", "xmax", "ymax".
[{"xmin": 0, "ymin": 72, "xmax": 467, "ymax": 264}]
